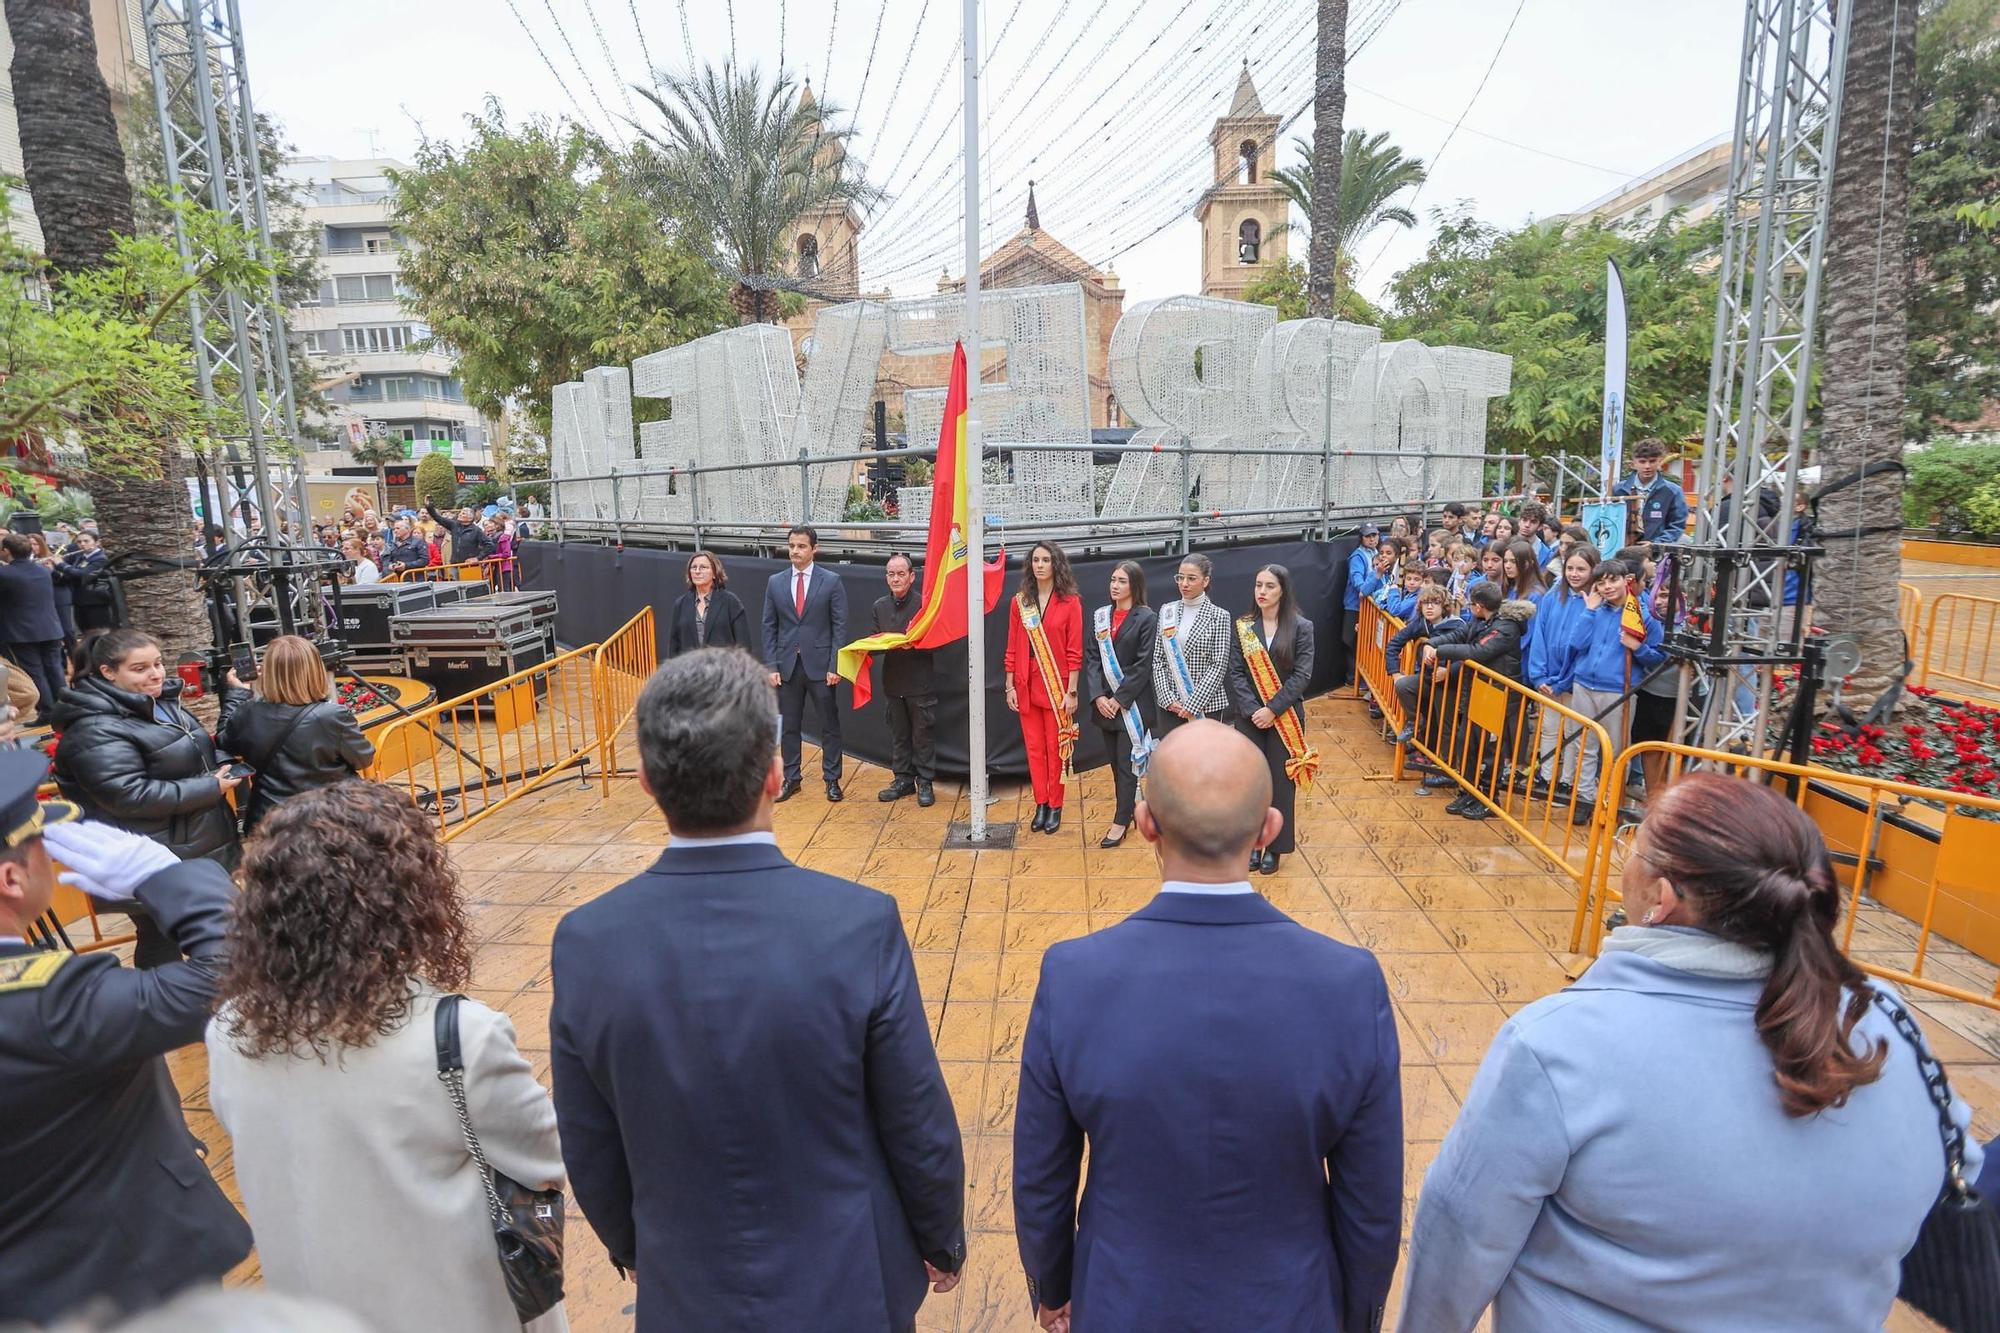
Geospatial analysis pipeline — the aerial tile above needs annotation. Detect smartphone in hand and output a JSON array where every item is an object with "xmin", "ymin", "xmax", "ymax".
[{"xmin": 232, "ymin": 647, "xmax": 259, "ymax": 682}]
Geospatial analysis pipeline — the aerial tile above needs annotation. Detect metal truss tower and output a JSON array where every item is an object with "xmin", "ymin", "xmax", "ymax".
[
  {"xmin": 139, "ymin": 0, "xmax": 305, "ymax": 570},
  {"xmin": 1674, "ymin": 0, "xmax": 1851, "ymax": 755}
]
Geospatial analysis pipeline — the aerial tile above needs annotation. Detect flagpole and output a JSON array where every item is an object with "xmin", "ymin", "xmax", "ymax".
[{"xmin": 961, "ymin": 0, "xmax": 989, "ymax": 841}]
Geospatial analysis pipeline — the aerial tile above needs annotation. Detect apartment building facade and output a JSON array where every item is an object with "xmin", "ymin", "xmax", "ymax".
[{"xmin": 277, "ymin": 155, "xmax": 498, "ymax": 475}]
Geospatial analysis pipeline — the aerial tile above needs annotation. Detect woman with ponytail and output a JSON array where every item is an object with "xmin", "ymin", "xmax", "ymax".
[{"xmin": 1401, "ymin": 772, "xmax": 1976, "ymax": 1332}]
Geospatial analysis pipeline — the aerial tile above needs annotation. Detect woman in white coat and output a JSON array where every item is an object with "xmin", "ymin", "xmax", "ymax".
[{"xmin": 207, "ymin": 780, "xmax": 568, "ymax": 1333}]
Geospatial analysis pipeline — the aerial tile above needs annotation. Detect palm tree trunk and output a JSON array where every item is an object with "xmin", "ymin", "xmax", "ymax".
[
  {"xmin": 7, "ymin": 0, "xmax": 212, "ymax": 666},
  {"xmin": 1307, "ymin": 0, "xmax": 1348, "ymax": 318},
  {"xmin": 1814, "ymin": 0, "xmax": 1918, "ymax": 712},
  {"xmin": 4, "ymin": 0, "xmax": 134, "ymax": 275}
]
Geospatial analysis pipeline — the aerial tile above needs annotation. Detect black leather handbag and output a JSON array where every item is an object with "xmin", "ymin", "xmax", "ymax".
[
  {"xmin": 434, "ymin": 993, "xmax": 566, "ymax": 1321},
  {"xmin": 1875, "ymin": 991, "xmax": 2000, "ymax": 1332}
]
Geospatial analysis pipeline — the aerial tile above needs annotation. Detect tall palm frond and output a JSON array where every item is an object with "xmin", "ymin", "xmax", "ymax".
[
  {"xmin": 631, "ymin": 63, "xmax": 883, "ymax": 322},
  {"xmin": 1272, "ymin": 128, "xmax": 1427, "ymax": 262}
]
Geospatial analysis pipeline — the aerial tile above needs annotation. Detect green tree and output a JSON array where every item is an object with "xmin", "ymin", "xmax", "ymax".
[
  {"xmin": 413, "ymin": 451, "xmax": 457, "ymax": 509},
  {"xmin": 1384, "ymin": 207, "xmax": 1722, "ymax": 460},
  {"xmin": 1272, "ymin": 128, "xmax": 1427, "ymax": 299},
  {"xmin": 1241, "ymin": 256, "xmax": 1383, "ymax": 324},
  {"xmin": 348, "ymin": 431, "xmax": 406, "ymax": 508},
  {"xmin": 632, "ymin": 63, "xmax": 881, "ymax": 323},
  {"xmin": 392, "ymin": 102, "xmax": 732, "ymax": 435},
  {"xmin": 1905, "ymin": 0, "xmax": 2000, "ymax": 437}
]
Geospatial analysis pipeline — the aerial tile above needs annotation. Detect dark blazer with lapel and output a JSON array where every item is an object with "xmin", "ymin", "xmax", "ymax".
[
  {"xmin": 666, "ymin": 588, "xmax": 751, "ymax": 657},
  {"xmin": 55, "ymin": 547, "xmax": 112, "ymax": 611},
  {"xmin": 1014, "ymin": 890, "xmax": 1402, "ymax": 1333},
  {"xmin": 1080, "ymin": 604, "xmax": 1158, "ymax": 731},
  {"xmin": 0, "ymin": 858, "xmax": 252, "ymax": 1324},
  {"xmin": 1226, "ymin": 616, "xmax": 1316, "ymax": 726},
  {"xmin": 549, "ymin": 841, "xmax": 966, "ymax": 1333},
  {"xmin": 761, "ymin": 565, "xmax": 849, "ymax": 679},
  {"xmin": 0, "ymin": 558, "xmax": 65, "ymax": 644}
]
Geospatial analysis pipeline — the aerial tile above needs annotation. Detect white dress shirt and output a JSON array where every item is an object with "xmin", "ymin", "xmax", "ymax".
[
  {"xmin": 666, "ymin": 830, "xmax": 779, "ymax": 849},
  {"xmin": 793, "ymin": 565, "xmax": 814, "ymax": 609},
  {"xmin": 1159, "ymin": 879, "xmax": 1255, "ymax": 896}
]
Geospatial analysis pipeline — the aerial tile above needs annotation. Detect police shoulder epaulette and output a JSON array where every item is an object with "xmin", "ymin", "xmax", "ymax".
[{"xmin": 0, "ymin": 951, "xmax": 71, "ymax": 992}]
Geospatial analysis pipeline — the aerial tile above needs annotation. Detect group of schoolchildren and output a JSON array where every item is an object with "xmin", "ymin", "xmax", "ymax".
[{"xmin": 1347, "ymin": 438, "xmax": 1689, "ymax": 827}]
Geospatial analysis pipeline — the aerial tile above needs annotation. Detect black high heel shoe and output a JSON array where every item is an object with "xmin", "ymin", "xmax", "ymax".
[
  {"xmin": 1099, "ymin": 826, "xmax": 1127, "ymax": 849},
  {"xmin": 1030, "ymin": 803, "xmax": 1049, "ymax": 832}
]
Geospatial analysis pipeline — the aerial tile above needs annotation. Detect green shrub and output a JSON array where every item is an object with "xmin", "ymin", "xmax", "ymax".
[
  {"xmin": 1903, "ymin": 439, "xmax": 2000, "ymax": 535},
  {"xmin": 1964, "ymin": 479, "xmax": 2000, "ymax": 540},
  {"xmin": 413, "ymin": 452, "xmax": 458, "ymax": 508}
]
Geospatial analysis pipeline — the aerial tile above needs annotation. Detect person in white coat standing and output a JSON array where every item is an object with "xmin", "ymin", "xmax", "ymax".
[{"xmin": 207, "ymin": 780, "xmax": 567, "ymax": 1333}]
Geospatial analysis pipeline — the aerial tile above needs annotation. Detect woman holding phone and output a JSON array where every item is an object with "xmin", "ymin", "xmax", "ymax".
[{"xmin": 219, "ymin": 635, "xmax": 377, "ymax": 834}]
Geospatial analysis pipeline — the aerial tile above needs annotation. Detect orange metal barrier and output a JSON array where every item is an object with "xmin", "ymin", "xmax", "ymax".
[
  {"xmin": 1574, "ymin": 741, "xmax": 2000, "ymax": 1011},
  {"xmin": 1354, "ymin": 599, "xmax": 1423, "ymax": 777},
  {"xmin": 1919, "ymin": 592, "xmax": 2000, "ymax": 695},
  {"xmin": 382, "ymin": 557, "xmax": 514, "ymax": 590},
  {"xmin": 1403, "ymin": 658, "xmax": 1616, "ymax": 903},
  {"xmin": 1899, "ymin": 581, "xmax": 1923, "ymax": 662},
  {"xmin": 365, "ymin": 643, "xmax": 602, "ymax": 842},
  {"xmin": 592, "ymin": 606, "xmax": 658, "ymax": 796}
]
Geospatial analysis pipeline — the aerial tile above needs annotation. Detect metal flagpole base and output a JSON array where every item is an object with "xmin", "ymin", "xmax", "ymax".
[{"xmin": 944, "ymin": 820, "xmax": 1017, "ymax": 849}]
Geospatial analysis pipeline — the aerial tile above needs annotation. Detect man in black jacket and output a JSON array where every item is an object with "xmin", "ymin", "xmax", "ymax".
[
  {"xmin": 0, "ymin": 534, "xmax": 69, "ymax": 723},
  {"xmin": 55, "ymin": 529, "xmax": 115, "ymax": 631},
  {"xmin": 426, "ymin": 501, "xmax": 492, "ymax": 563},
  {"xmin": 0, "ymin": 749, "xmax": 252, "ymax": 1324},
  {"xmin": 383, "ymin": 516, "xmax": 431, "ymax": 573},
  {"xmin": 871, "ymin": 553, "xmax": 937, "ymax": 807}
]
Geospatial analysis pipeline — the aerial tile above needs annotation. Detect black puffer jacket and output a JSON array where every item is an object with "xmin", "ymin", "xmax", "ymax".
[
  {"xmin": 52, "ymin": 675, "xmax": 241, "ymax": 869},
  {"xmin": 1430, "ymin": 599, "xmax": 1537, "ymax": 682},
  {"xmin": 216, "ymin": 688, "xmax": 376, "ymax": 832}
]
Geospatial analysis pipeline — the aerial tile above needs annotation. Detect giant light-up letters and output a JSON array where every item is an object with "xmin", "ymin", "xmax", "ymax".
[{"xmin": 547, "ymin": 283, "xmax": 1511, "ymax": 526}]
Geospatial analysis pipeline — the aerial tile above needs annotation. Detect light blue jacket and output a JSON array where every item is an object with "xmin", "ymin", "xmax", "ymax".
[
  {"xmin": 1522, "ymin": 586, "xmax": 1589, "ymax": 694},
  {"xmin": 1376, "ymin": 585, "xmax": 1417, "ymax": 619},
  {"xmin": 1558, "ymin": 599, "xmax": 1663, "ymax": 693},
  {"xmin": 1343, "ymin": 545, "xmax": 1383, "ymax": 612},
  {"xmin": 1401, "ymin": 938, "xmax": 1971, "ymax": 1332}
]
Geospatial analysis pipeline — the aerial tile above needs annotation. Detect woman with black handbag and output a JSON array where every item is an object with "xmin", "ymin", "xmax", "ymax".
[
  {"xmin": 208, "ymin": 781, "xmax": 568, "ymax": 1332},
  {"xmin": 1400, "ymin": 771, "xmax": 1986, "ymax": 1332}
]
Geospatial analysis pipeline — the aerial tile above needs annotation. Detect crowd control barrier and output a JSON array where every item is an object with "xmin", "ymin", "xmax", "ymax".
[
  {"xmin": 592, "ymin": 606, "xmax": 658, "ymax": 797},
  {"xmin": 383, "ymin": 557, "xmax": 516, "ymax": 591},
  {"xmin": 1401, "ymin": 658, "xmax": 1617, "ymax": 907},
  {"xmin": 1574, "ymin": 742, "xmax": 2000, "ymax": 1012},
  {"xmin": 1899, "ymin": 582, "xmax": 1923, "ymax": 665},
  {"xmin": 1919, "ymin": 593, "xmax": 2000, "ymax": 697}
]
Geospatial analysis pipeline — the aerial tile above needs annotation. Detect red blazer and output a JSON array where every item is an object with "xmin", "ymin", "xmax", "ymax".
[{"xmin": 1004, "ymin": 592, "xmax": 1083, "ymax": 709}]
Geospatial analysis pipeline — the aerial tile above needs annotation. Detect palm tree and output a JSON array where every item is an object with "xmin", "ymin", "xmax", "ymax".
[
  {"xmin": 632, "ymin": 63, "xmax": 881, "ymax": 324},
  {"xmin": 349, "ymin": 432, "xmax": 407, "ymax": 511},
  {"xmin": 1272, "ymin": 129, "xmax": 1427, "ymax": 298},
  {"xmin": 1307, "ymin": 0, "xmax": 1348, "ymax": 318},
  {"xmin": 5, "ymin": 0, "xmax": 210, "ymax": 662},
  {"xmin": 1813, "ymin": 0, "xmax": 1919, "ymax": 712}
]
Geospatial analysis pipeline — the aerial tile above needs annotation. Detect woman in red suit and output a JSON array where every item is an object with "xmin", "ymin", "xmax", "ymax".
[{"xmin": 1004, "ymin": 541, "xmax": 1083, "ymax": 835}]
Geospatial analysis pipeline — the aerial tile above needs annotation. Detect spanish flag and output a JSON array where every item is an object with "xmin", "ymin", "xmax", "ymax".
[{"xmin": 837, "ymin": 340, "xmax": 1005, "ymax": 708}]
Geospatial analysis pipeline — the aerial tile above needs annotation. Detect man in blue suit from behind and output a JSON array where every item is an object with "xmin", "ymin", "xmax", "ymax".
[
  {"xmin": 549, "ymin": 648, "xmax": 965, "ymax": 1332},
  {"xmin": 761, "ymin": 523, "xmax": 848, "ymax": 802},
  {"xmin": 1014, "ymin": 720, "xmax": 1403, "ymax": 1332}
]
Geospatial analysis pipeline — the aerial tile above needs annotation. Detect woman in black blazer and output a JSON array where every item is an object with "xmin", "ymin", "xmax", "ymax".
[
  {"xmin": 1081, "ymin": 560, "xmax": 1158, "ymax": 849},
  {"xmin": 1226, "ymin": 563, "xmax": 1315, "ymax": 875},
  {"xmin": 667, "ymin": 550, "xmax": 751, "ymax": 656}
]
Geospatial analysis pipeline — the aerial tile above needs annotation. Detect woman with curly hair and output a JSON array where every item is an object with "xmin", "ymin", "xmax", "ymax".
[{"xmin": 206, "ymin": 781, "xmax": 568, "ymax": 1333}]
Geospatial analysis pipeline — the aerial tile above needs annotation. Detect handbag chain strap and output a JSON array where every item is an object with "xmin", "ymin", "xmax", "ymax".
[
  {"xmin": 1869, "ymin": 989, "xmax": 1970, "ymax": 1200},
  {"xmin": 440, "ymin": 1059, "xmax": 510, "ymax": 1224}
]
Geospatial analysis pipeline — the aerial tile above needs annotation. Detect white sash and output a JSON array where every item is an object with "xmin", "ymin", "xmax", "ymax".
[
  {"xmin": 1095, "ymin": 605, "xmax": 1154, "ymax": 775},
  {"xmin": 1158, "ymin": 598, "xmax": 1202, "ymax": 708}
]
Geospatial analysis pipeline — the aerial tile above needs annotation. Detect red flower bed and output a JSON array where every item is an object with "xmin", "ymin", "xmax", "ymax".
[
  {"xmin": 1803, "ymin": 685, "xmax": 2000, "ymax": 807},
  {"xmin": 337, "ymin": 680, "xmax": 387, "ymax": 712}
]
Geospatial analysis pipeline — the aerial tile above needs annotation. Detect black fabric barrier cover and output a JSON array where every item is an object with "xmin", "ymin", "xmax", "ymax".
[{"xmin": 518, "ymin": 537, "xmax": 1356, "ymax": 778}]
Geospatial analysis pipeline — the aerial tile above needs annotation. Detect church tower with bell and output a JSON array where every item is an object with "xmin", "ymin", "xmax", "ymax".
[{"xmin": 1197, "ymin": 61, "xmax": 1288, "ymax": 302}]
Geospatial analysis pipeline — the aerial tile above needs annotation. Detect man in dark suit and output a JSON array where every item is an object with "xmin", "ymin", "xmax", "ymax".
[
  {"xmin": 1014, "ymin": 720, "xmax": 1403, "ymax": 1333},
  {"xmin": 0, "ymin": 749, "xmax": 252, "ymax": 1323},
  {"xmin": 871, "ymin": 553, "xmax": 937, "ymax": 807},
  {"xmin": 0, "ymin": 533, "xmax": 70, "ymax": 723},
  {"xmin": 550, "ymin": 649, "xmax": 965, "ymax": 1332},
  {"xmin": 761, "ymin": 524, "xmax": 848, "ymax": 801}
]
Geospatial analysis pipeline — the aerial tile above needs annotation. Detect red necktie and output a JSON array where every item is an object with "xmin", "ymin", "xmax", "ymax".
[{"xmin": 795, "ymin": 571, "xmax": 807, "ymax": 616}]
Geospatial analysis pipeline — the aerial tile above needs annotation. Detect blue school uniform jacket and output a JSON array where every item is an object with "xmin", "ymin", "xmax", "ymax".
[
  {"xmin": 1524, "ymin": 588, "xmax": 1590, "ymax": 695},
  {"xmin": 1378, "ymin": 586, "xmax": 1418, "ymax": 619},
  {"xmin": 1560, "ymin": 599, "xmax": 1664, "ymax": 694},
  {"xmin": 1344, "ymin": 546, "xmax": 1383, "ymax": 612}
]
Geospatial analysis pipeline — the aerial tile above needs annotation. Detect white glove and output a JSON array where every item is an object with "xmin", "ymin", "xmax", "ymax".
[{"xmin": 42, "ymin": 820, "xmax": 182, "ymax": 904}]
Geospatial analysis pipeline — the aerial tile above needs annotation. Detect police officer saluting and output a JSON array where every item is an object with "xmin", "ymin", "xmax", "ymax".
[{"xmin": 0, "ymin": 748, "xmax": 251, "ymax": 1324}]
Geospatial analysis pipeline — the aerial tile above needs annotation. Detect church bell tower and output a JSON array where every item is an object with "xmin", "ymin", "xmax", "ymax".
[{"xmin": 1198, "ymin": 61, "xmax": 1288, "ymax": 301}]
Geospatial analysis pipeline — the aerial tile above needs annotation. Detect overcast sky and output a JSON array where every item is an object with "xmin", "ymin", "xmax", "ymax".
[{"xmin": 236, "ymin": 0, "xmax": 1746, "ymax": 306}]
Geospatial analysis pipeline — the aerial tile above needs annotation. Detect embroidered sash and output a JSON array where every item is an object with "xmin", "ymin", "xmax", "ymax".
[
  {"xmin": 1021, "ymin": 601, "xmax": 1080, "ymax": 779},
  {"xmin": 1158, "ymin": 600, "xmax": 1201, "ymax": 710},
  {"xmin": 1235, "ymin": 616, "xmax": 1320, "ymax": 790},
  {"xmin": 1095, "ymin": 605, "xmax": 1154, "ymax": 776}
]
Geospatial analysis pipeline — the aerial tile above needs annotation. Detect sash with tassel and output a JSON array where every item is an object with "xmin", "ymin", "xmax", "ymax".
[
  {"xmin": 1021, "ymin": 602, "xmax": 1080, "ymax": 779},
  {"xmin": 1094, "ymin": 605, "xmax": 1154, "ymax": 776},
  {"xmin": 1234, "ymin": 616, "xmax": 1320, "ymax": 791},
  {"xmin": 1158, "ymin": 599, "xmax": 1202, "ymax": 712}
]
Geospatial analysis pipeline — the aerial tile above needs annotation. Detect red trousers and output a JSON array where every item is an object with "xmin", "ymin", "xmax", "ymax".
[{"xmin": 1019, "ymin": 699, "xmax": 1066, "ymax": 807}]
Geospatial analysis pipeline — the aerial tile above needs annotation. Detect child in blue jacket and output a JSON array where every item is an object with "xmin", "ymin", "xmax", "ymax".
[
  {"xmin": 1340, "ymin": 524, "xmax": 1385, "ymax": 686},
  {"xmin": 1376, "ymin": 562, "xmax": 1425, "ymax": 620},
  {"xmin": 1557, "ymin": 557, "xmax": 1663, "ymax": 824},
  {"xmin": 1522, "ymin": 543, "xmax": 1602, "ymax": 793}
]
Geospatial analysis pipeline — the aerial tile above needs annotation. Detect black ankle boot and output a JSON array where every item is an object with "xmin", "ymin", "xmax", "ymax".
[
  {"xmin": 1031, "ymin": 803, "xmax": 1049, "ymax": 832},
  {"xmin": 1044, "ymin": 806, "xmax": 1062, "ymax": 834}
]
